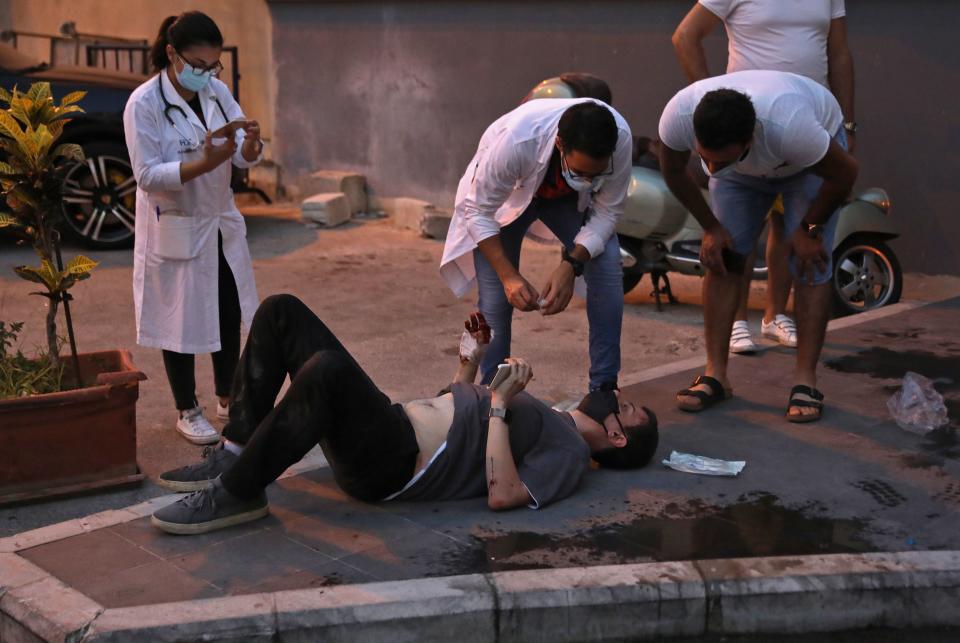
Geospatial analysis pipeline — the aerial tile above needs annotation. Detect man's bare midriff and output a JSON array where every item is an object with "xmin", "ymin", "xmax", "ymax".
[{"xmin": 402, "ymin": 392, "xmax": 456, "ymax": 472}]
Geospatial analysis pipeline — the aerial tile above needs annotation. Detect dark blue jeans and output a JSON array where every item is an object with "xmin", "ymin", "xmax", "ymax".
[{"xmin": 473, "ymin": 196, "xmax": 624, "ymax": 390}]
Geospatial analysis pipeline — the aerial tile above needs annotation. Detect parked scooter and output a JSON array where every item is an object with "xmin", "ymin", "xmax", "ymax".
[
  {"xmin": 528, "ymin": 75, "xmax": 902, "ymax": 316},
  {"xmin": 620, "ymin": 138, "xmax": 901, "ymax": 315}
]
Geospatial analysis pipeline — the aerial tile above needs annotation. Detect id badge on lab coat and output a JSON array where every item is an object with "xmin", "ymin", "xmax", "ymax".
[{"xmin": 152, "ymin": 195, "xmax": 199, "ymax": 261}]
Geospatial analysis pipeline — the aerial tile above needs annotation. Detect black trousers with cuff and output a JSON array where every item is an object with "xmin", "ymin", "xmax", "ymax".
[
  {"xmin": 219, "ymin": 294, "xmax": 419, "ymax": 503},
  {"xmin": 162, "ymin": 232, "xmax": 241, "ymax": 411}
]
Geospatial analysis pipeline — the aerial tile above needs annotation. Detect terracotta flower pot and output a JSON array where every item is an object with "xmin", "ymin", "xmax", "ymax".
[{"xmin": 0, "ymin": 350, "xmax": 145, "ymax": 505}]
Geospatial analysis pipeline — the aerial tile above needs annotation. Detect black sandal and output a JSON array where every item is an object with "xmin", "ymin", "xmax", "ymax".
[
  {"xmin": 676, "ymin": 375, "xmax": 731, "ymax": 412},
  {"xmin": 786, "ymin": 385, "xmax": 824, "ymax": 423}
]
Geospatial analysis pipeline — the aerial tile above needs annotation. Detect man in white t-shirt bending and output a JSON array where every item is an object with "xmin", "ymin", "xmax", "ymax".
[
  {"xmin": 672, "ymin": 0, "xmax": 857, "ymax": 354},
  {"xmin": 658, "ymin": 70, "xmax": 858, "ymax": 422}
]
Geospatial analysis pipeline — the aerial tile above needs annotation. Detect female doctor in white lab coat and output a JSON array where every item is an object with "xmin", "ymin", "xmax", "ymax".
[{"xmin": 123, "ymin": 12, "xmax": 261, "ymax": 445}]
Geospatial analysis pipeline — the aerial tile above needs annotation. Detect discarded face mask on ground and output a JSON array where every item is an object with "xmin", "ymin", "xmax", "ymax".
[
  {"xmin": 662, "ymin": 451, "xmax": 745, "ymax": 477},
  {"xmin": 886, "ymin": 371, "xmax": 949, "ymax": 435}
]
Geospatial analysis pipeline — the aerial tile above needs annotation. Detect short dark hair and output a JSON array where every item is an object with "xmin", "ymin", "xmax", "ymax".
[
  {"xmin": 693, "ymin": 89, "xmax": 756, "ymax": 151},
  {"xmin": 591, "ymin": 407, "xmax": 659, "ymax": 470},
  {"xmin": 557, "ymin": 102, "xmax": 619, "ymax": 160},
  {"xmin": 559, "ymin": 72, "xmax": 613, "ymax": 106},
  {"xmin": 150, "ymin": 12, "xmax": 224, "ymax": 71}
]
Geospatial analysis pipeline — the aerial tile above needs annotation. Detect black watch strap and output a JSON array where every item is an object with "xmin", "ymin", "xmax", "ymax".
[
  {"xmin": 561, "ymin": 247, "xmax": 585, "ymax": 277},
  {"xmin": 489, "ymin": 406, "xmax": 512, "ymax": 424}
]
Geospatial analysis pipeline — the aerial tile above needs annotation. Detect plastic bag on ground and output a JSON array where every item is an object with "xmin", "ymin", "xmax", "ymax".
[{"xmin": 886, "ymin": 371, "xmax": 949, "ymax": 435}]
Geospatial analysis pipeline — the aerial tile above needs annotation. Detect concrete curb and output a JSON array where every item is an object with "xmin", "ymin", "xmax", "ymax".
[{"xmin": 5, "ymin": 551, "xmax": 960, "ymax": 641}]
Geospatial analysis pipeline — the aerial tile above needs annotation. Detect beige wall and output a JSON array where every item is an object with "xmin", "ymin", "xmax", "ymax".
[{"xmin": 3, "ymin": 0, "xmax": 276, "ymax": 146}]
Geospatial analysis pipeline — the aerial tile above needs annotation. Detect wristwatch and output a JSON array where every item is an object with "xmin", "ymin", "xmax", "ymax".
[
  {"xmin": 843, "ymin": 121, "xmax": 858, "ymax": 134},
  {"xmin": 561, "ymin": 247, "xmax": 585, "ymax": 277},
  {"xmin": 488, "ymin": 406, "xmax": 512, "ymax": 424},
  {"xmin": 804, "ymin": 222, "xmax": 826, "ymax": 239}
]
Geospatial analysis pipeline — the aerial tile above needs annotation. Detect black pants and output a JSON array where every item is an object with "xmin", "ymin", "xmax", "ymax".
[
  {"xmin": 162, "ymin": 232, "xmax": 241, "ymax": 410},
  {"xmin": 220, "ymin": 294, "xmax": 420, "ymax": 503}
]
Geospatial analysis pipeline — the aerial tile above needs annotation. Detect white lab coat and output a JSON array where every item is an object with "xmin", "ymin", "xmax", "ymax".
[
  {"xmin": 440, "ymin": 98, "xmax": 633, "ymax": 297},
  {"xmin": 123, "ymin": 72, "xmax": 261, "ymax": 354}
]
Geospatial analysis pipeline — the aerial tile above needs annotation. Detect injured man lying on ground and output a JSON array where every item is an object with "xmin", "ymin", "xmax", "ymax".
[{"xmin": 151, "ymin": 294, "xmax": 659, "ymax": 535}]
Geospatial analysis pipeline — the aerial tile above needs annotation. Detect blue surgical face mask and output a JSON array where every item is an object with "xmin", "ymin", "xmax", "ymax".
[
  {"xmin": 176, "ymin": 56, "xmax": 213, "ymax": 93},
  {"xmin": 560, "ymin": 152, "xmax": 606, "ymax": 193}
]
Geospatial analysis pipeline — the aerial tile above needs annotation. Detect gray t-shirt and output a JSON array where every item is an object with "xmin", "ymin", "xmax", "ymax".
[{"xmin": 390, "ymin": 383, "xmax": 590, "ymax": 508}]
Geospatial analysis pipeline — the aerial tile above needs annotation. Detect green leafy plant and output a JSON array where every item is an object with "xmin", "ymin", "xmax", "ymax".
[
  {"xmin": 0, "ymin": 82, "xmax": 98, "ymax": 378},
  {"xmin": 0, "ymin": 320, "xmax": 64, "ymax": 399}
]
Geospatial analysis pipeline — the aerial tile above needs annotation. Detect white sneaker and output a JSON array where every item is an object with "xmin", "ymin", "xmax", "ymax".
[
  {"xmin": 762, "ymin": 314, "xmax": 798, "ymax": 348},
  {"xmin": 176, "ymin": 407, "xmax": 220, "ymax": 445},
  {"xmin": 729, "ymin": 320, "xmax": 758, "ymax": 354},
  {"xmin": 216, "ymin": 401, "xmax": 229, "ymax": 421}
]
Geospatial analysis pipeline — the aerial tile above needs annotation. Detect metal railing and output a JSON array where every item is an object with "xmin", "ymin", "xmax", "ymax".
[{"xmin": 86, "ymin": 44, "xmax": 241, "ymax": 100}]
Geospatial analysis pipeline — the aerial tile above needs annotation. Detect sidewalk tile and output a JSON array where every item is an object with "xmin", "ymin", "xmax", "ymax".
[
  {"xmin": 18, "ymin": 529, "xmax": 159, "ymax": 587},
  {"xmin": 169, "ymin": 528, "xmax": 334, "ymax": 593},
  {"xmin": 81, "ymin": 560, "xmax": 223, "ymax": 608}
]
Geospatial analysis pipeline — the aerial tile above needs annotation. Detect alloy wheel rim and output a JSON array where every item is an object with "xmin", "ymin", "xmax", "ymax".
[
  {"xmin": 61, "ymin": 155, "xmax": 136, "ymax": 244},
  {"xmin": 834, "ymin": 244, "xmax": 895, "ymax": 312}
]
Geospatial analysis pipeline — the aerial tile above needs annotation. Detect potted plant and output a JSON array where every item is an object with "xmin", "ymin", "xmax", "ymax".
[{"xmin": 0, "ymin": 81, "xmax": 144, "ymax": 505}]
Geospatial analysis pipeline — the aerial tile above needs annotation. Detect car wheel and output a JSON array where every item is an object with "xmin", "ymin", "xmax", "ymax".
[
  {"xmin": 61, "ymin": 141, "xmax": 137, "ymax": 249},
  {"xmin": 831, "ymin": 238, "xmax": 902, "ymax": 316}
]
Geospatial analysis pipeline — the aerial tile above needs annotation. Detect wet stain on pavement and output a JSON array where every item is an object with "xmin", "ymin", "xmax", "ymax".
[
  {"xmin": 825, "ymin": 348, "xmax": 960, "ymax": 435},
  {"xmin": 825, "ymin": 348, "xmax": 958, "ymax": 388},
  {"xmin": 851, "ymin": 479, "xmax": 907, "ymax": 508},
  {"xmin": 438, "ymin": 493, "xmax": 872, "ymax": 574},
  {"xmin": 899, "ymin": 453, "xmax": 945, "ymax": 469},
  {"xmin": 921, "ymin": 427, "xmax": 960, "ymax": 459}
]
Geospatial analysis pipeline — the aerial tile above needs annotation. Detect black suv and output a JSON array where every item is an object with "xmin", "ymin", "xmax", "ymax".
[{"xmin": 1, "ymin": 42, "xmax": 142, "ymax": 249}]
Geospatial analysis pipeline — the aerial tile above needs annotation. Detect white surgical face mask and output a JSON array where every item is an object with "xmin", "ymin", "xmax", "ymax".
[
  {"xmin": 700, "ymin": 158, "xmax": 739, "ymax": 179},
  {"xmin": 700, "ymin": 145, "xmax": 750, "ymax": 179}
]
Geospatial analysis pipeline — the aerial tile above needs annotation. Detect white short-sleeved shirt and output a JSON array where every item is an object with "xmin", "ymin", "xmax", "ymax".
[
  {"xmin": 699, "ymin": 0, "xmax": 846, "ymax": 86},
  {"xmin": 658, "ymin": 70, "xmax": 843, "ymax": 178}
]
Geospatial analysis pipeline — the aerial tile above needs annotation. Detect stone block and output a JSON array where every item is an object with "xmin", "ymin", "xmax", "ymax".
[
  {"xmin": 0, "ymin": 576, "xmax": 102, "ymax": 643},
  {"xmin": 301, "ymin": 193, "xmax": 352, "ymax": 228},
  {"xmin": 246, "ymin": 161, "xmax": 281, "ymax": 201},
  {"xmin": 420, "ymin": 207, "xmax": 452, "ymax": 240},
  {"xmin": 491, "ymin": 562, "xmax": 706, "ymax": 642},
  {"xmin": 0, "ymin": 555, "xmax": 48, "ymax": 596},
  {"xmin": 82, "ymin": 594, "xmax": 276, "ymax": 642},
  {"xmin": 696, "ymin": 551, "xmax": 960, "ymax": 636},
  {"xmin": 300, "ymin": 171, "xmax": 367, "ymax": 214},
  {"xmin": 378, "ymin": 197, "xmax": 434, "ymax": 233},
  {"xmin": 275, "ymin": 575, "xmax": 496, "ymax": 642}
]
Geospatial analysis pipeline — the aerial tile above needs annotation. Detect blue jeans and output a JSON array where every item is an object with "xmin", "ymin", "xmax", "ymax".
[
  {"xmin": 709, "ymin": 130, "xmax": 848, "ymax": 286},
  {"xmin": 473, "ymin": 196, "xmax": 623, "ymax": 390}
]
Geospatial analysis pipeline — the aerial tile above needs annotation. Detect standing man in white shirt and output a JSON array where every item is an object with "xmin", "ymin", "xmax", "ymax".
[
  {"xmin": 658, "ymin": 70, "xmax": 858, "ymax": 422},
  {"xmin": 440, "ymin": 99, "xmax": 633, "ymax": 393},
  {"xmin": 672, "ymin": 0, "xmax": 857, "ymax": 353}
]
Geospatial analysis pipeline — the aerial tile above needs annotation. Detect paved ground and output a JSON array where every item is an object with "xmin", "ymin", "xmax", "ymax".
[
  {"xmin": 5, "ymin": 292, "xmax": 959, "ymax": 609},
  {"xmin": 16, "ymin": 204, "xmax": 951, "ymax": 534},
  {"xmin": 4, "ymin": 209, "xmax": 960, "ymax": 639}
]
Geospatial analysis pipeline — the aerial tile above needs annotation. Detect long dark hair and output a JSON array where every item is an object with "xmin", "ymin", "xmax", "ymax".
[{"xmin": 149, "ymin": 11, "xmax": 224, "ymax": 71}]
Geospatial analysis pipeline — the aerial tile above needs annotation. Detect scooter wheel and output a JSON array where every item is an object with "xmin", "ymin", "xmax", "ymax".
[{"xmin": 831, "ymin": 238, "xmax": 902, "ymax": 317}]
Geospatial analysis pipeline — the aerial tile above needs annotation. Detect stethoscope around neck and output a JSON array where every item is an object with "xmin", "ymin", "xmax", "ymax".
[{"xmin": 157, "ymin": 73, "xmax": 229, "ymax": 151}]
